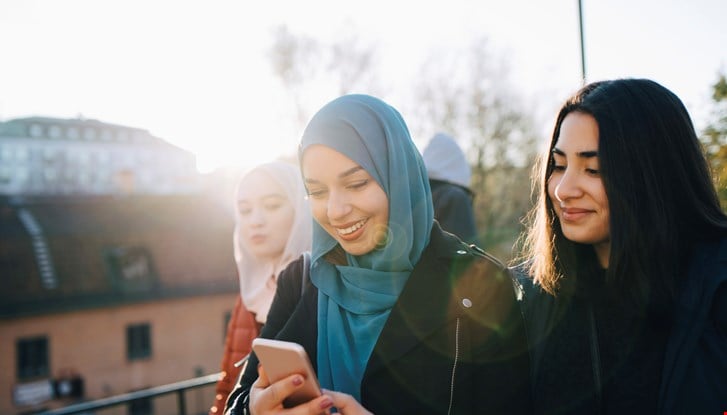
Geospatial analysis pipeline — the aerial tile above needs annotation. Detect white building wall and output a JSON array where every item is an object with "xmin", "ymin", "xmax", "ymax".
[{"xmin": 0, "ymin": 118, "xmax": 200, "ymax": 196}]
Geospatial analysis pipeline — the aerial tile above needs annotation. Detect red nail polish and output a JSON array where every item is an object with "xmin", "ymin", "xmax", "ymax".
[
  {"xmin": 292, "ymin": 375, "xmax": 303, "ymax": 386},
  {"xmin": 320, "ymin": 398, "xmax": 333, "ymax": 409}
]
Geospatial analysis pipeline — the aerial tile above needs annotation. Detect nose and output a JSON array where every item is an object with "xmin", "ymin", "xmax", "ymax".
[
  {"xmin": 247, "ymin": 207, "xmax": 266, "ymax": 226},
  {"xmin": 327, "ymin": 190, "xmax": 352, "ymax": 220},
  {"xmin": 553, "ymin": 169, "xmax": 583, "ymax": 203}
]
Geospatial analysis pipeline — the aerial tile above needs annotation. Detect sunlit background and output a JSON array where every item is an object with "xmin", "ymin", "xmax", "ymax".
[{"xmin": 2, "ymin": 0, "xmax": 725, "ymax": 173}]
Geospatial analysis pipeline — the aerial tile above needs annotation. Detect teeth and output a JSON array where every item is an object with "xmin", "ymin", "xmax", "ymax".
[{"xmin": 337, "ymin": 219, "xmax": 366, "ymax": 235}]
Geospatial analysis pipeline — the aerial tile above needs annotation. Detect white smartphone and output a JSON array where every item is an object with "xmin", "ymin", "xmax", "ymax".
[{"xmin": 251, "ymin": 338, "xmax": 322, "ymax": 407}]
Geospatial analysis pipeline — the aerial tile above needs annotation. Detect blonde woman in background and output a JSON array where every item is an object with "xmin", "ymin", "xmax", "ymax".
[{"xmin": 209, "ymin": 161, "xmax": 311, "ymax": 414}]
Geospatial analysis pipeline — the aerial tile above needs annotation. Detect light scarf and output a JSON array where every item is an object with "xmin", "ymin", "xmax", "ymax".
[
  {"xmin": 234, "ymin": 161, "xmax": 312, "ymax": 324},
  {"xmin": 299, "ymin": 94, "xmax": 434, "ymax": 400}
]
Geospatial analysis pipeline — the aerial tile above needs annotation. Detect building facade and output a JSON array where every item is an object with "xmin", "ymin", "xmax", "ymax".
[
  {"xmin": 0, "ymin": 116, "xmax": 199, "ymax": 196},
  {"xmin": 0, "ymin": 194, "xmax": 239, "ymax": 414},
  {"xmin": 0, "ymin": 116, "xmax": 242, "ymax": 414}
]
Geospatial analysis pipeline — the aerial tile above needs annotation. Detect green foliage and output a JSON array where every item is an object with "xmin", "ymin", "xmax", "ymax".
[
  {"xmin": 268, "ymin": 24, "xmax": 380, "ymax": 129},
  {"xmin": 701, "ymin": 72, "xmax": 727, "ymax": 211},
  {"xmin": 712, "ymin": 75, "xmax": 727, "ymax": 101}
]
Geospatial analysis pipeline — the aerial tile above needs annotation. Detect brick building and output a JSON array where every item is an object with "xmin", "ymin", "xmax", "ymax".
[
  {"xmin": 0, "ymin": 116, "xmax": 242, "ymax": 414},
  {"xmin": 0, "ymin": 194, "xmax": 239, "ymax": 414}
]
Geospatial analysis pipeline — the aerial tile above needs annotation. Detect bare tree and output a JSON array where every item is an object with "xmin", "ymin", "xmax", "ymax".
[
  {"xmin": 329, "ymin": 25, "xmax": 380, "ymax": 95},
  {"xmin": 269, "ymin": 29, "xmax": 539, "ymax": 259},
  {"xmin": 268, "ymin": 24, "xmax": 380, "ymax": 129},
  {"xmin": 268, "ymin": 25, "xmax": 324, "ymax": 127},
  {"xmin": 410, "ymin": 37, "xmax": 539, "ymax": 258}
]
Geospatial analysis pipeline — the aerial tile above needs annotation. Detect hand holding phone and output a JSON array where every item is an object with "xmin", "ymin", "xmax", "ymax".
[{"xmin": 251, "ymin": 338, "xmax": 322, "ymax": 407}]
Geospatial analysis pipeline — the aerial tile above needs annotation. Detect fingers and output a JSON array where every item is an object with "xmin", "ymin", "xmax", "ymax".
[
  {"xmin": 251, "ymin": 367, "xmax": 330, "ymax": 415},
  {"xmin": 257, "ymin": 365, "xmax": 271, "ymax": 387},
  {"xmin": 301, "ymin": 395, "xmax": 334, "ymax": 415},
  {"xmin": 321, "ymin": 390, "xmax": 373, "ymax": 415},
  {"xmin": 250, "ymin": 375, "xmax": 295, "ymax": 411}
]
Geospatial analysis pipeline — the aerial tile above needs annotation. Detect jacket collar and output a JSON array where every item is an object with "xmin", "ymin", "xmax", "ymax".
[{"xmin": 365, "ymin": 223, "xmax": 479, "ymax": 375}]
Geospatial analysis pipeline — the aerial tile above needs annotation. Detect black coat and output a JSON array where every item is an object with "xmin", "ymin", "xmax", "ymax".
[
  {"xmin": 660, "ymin": 235, "xmax": 727, "ymax": 414},
  {"xmin": 226, "ymin": 224, "xmax": 531, "ymax": 415},
  {"xmin": 514, "ymin": 235, "xmax": 727, "ymax": 414},
  {"xmin": 429, "ymin": 179, "xmax": 478, "ymax": 245}
]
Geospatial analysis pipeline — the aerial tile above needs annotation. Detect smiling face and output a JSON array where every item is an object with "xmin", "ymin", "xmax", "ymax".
[
  {"xmin": 301, "ymin": 144, "xmax": 389, "ymax": 256},
  {"xmin": 548, "ymin": 111, "xmax": 611, "ymax": 266},
  {"xmin": 236, "ymin": 170, "xmax": 296, "ymax": 261}
]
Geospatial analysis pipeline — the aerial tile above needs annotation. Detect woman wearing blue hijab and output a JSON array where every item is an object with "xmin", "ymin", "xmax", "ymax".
[{"xmin": 225, "ymin": 95, "xmax": 531, "ymax": 415}]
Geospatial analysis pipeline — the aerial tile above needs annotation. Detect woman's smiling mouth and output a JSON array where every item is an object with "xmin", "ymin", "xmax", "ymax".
[{"xmin": 335, "ymin": 219, "xmax": 367, "ymax": 238}]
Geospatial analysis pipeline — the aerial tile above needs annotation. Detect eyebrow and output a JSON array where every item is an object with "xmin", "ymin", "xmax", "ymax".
[
  {"xmin": 552, "ymin": 147, "xmax": 598, "ymax": 158},
  {"xmin": 238, "ymin": 194, "xmax": 286, "ymax": 203},
  {"xmin": 304, "ymin": 166, "xmax": 364, "ymax": 184}
]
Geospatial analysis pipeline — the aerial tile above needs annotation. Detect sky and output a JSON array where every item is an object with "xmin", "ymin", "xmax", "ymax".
[{"xmin": 1, "ymin": 0, "xmax": 725, "ymax": 173}]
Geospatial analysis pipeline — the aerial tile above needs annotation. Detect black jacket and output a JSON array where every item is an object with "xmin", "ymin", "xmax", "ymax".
[
  {"xmin": 226, "ymin": 223, "xmax": 531, "ymax": 415},
  {"xmin": 514, "ymin": 235, "xmax": 727, "ymax": 414},
  {"xmin": 429, "ymin": 179, "xmax": 478, "ymax": 245},
  {"xmin": 660, "ymin": 235, "xmax": 727, "ymax": 414}
]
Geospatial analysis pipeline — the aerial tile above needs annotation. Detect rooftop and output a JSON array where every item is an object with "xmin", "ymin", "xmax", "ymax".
[{"xmin": 0, "ymin": 194, "xmax": 237, "ymax": 318}]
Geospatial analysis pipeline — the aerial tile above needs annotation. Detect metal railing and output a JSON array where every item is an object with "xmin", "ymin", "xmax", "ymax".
[{"xmin": 39, "ymin": 372, "xmax": 221, "ymax": 415}]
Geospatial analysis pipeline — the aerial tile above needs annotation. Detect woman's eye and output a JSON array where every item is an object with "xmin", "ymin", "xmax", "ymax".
[
  {"xmin": 586, "ymin": 168, "xmax": 600, "ymax": 175},
  {"xmin": 238, "ymin": 208, "xmax": 252, "ymax": 215},
  {"xmin": 551, "ymin": 164, "xmax": 566, "ymax": 172},
  {"xmin": 306, "ymin": 189, "xmax": 326, "ymax": 198},
  {"xmin": 348, "ymin": 179, "xmax": 369, "ymax": 190},
  {"xmin": 264, "ymin": 203, "xmax": 283, "ymax": 211}
]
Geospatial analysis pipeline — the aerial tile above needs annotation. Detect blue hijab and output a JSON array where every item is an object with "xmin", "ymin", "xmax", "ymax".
[{"xmin": 299, "ymin": 94, "xmax": 434, "ymax": 400}]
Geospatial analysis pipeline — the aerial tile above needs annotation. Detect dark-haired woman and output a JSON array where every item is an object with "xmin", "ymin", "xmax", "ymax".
[{"xmin": 515, "ymin": 78, "xmax": 727, "ymax": 414}]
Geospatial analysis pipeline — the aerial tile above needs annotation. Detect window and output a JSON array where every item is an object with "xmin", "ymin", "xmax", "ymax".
[
  {"xmin": 77, "ymin": 151, "xmax": 89, "ymax": 165},
  {"xmin": 43, "ymin": 147, "xmax": 56, "ymax": 162},
  {"xmin": 49, "ymin": 125, "xmax": 62, "ymax": 138},
  {"xmin": 17, "ymin": 336, "xmax": 49, "ymax": 380},
  {"xmin": 105, "ymin": 246, "xmax": 157, "ymax": 293},
  {"xmin": 66, "ymin": 127, "xmax": 79, "ymax": 140},
  {"xmin": 127, "ymin": 395, "xmax": 153, "ymax": 415},
  {"xmin": 43, "ymin": 168, "xmax": 58, "ymax": 182},
  {"xmin": 83, "ymin": 127, "xmax": 96, "ymax": 140},
  {"xmin": 0, "ymin": 167, "xmax": 11, "ymax": 184},
  {"xmin": 126, "ymin": 323, "xmax": 151, "ymax": 360},
  {"xmin": 16, "ymin": 146, "xmax": 29, "ymax": 162},
  {"xmin": 29, "ymin": 124, "xmax": 43, "ymax": 137}
]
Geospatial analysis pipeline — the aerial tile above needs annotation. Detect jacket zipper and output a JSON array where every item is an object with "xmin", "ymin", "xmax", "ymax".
[{"xmin": 447, "ymin": 317, "xmax": 460, "ymax": 415}]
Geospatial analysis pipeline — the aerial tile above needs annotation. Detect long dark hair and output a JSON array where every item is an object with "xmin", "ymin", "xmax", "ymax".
[{"xmin": 520, "ymin": 78, "xmax": 727, "ymax": 310}]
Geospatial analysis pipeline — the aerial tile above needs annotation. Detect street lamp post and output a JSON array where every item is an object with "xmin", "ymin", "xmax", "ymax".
[{"xmin": 578, "ymin": 0, "xmax": 587, "ymax": 85}]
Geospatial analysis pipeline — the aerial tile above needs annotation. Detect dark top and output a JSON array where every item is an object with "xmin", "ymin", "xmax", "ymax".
[
  {"xmin": 514, "ymin": 235, "xmax": 727, "ymax": 415},
  {"xmin": 530, "ymin": 268, "xmax": 668, "ymax": 414},
  {"xmin": 225, "ymin": 223, "xmax": 531, "ymax": 415}
]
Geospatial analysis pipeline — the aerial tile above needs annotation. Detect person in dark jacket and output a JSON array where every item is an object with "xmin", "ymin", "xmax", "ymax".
[
  {"xmin": 422, "ymin": 132, "xmax": 478, "ymax": 245},
  {"xmin": 225, "ymin": 94, "xmax": 531, "ymax": 415},
  {"xmin": 514, "ymin": 78, "xmax": 727, "ymax": 414}
]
